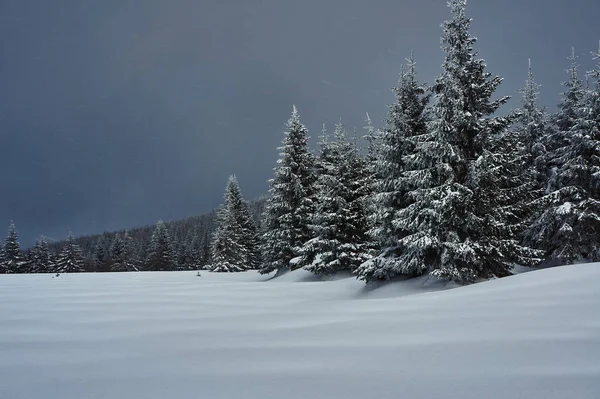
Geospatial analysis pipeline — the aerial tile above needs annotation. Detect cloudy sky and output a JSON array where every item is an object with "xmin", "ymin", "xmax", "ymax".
[{"xmin": 1, "ymin": 0, "xmax": 599, "ymax": 245}]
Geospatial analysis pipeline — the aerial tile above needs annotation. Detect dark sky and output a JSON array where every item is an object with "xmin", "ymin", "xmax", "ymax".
[{"xmin": 1, "ymin": 0, "xmax": 599, "ymax": 246}]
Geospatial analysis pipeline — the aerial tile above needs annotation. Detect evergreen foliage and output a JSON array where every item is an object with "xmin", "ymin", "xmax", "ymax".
[
  {"xmin": 260, "ymin": 106, "xmax": 316, "ymax": 274},
  {"xmin": 209, "ymin": 175, "xmax": 260, "ymax": 272},
  {"xmin": 28, "ymin": 237, "xmax": 55, "ymax": 273},
  {"xmin": 146, "ymin": 221, "xmax": 176, "ymax": 271},
  {"xmin": 0, "ymin": 221, "xmax": 25, "ymax": 274},
  {"xmin": 56, "ymin": 232, "xmax": 85, "ymax": 273}
]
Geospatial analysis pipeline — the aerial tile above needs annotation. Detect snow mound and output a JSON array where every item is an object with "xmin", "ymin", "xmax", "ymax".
[{"xmin": 1, "ymin": 264, "xmax": 599, "ymax": 399}]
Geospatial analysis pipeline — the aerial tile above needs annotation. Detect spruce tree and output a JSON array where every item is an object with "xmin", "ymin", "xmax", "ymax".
[
  {"xmin": 56, "ymin": 232, "xmax": 85, "ymax": 273},
  {"xmin": 381, "ymin": 0, "xmax": 537, "ymax": 284},
  {"xmin": 210, "ymin": 176, "xmax": 246, "ymax": 272},
  {"xmin": 356, "ymin": 54, "xmax": 430, "ymax": 281},
  {"xmin": 93, "ymin": 236, "xmax": 110, "ymax": 271},
  {"xmin": 146, "ymin": 220, "xmax": 176, "ymax": 271},
  {"xmin": 301, "ymin": 123, "xmax": 372, "ymax": 276},
  {"xmin": 29, "ymin": 237, "xmax": 55, "ymax": 273},
  {"xmin": 260, "ymin": 106, "xmax": 316, "ymax": 274},
  {"xmin": 0, "ymin": 221, "xmax": 25, "ymax": 273},
  {"xmin": 209, "ymin": 175, "xmax": 259, "ymax": 272},
  {"xmin": 110, "ymin": 233, "xmax": 138, "ymax": 272},
  {"xmin": 523, "ymin": 45, "xmax": 600, "ymax": 263},
  {"xmin": 239, "ymin": 199, "xmax": 262, "ymax": 270}
]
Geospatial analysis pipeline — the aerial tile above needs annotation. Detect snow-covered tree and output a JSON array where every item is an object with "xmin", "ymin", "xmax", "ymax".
[
  {"xmin": 93, "ymin": 235, "xmax": 110, "ymax": 271},
  {"xmin": 209, "ymin": 175, "xmax": 259, "ymax": 272},
  {"xmin": 260, "ymin": 106, "xmax": 316, "ymax": 274},
  {"xmin": 110, "ymin": 232, "xmax": 139, "ymax": 272},
  {"xmin": 0, "ymin": 221, "xmax": 25, "ymax": 273},
  {"xmin": 146, "ymin": 220, "xmax": 176, "ymax": 271},
  {"xmin": 28, "ymin": 237, "xmax": 55, "ymax": 273},
  {"xmin": 356, "ymin": 53, "xmax": 430, "ymax": 281},
  {"xmin": 371, "ymin": 0, "xmax": 538, "ymax": 284},
  {"xmin": 302, "ymin": 122, "xmax": 372, "ymax": 276},
  {"xmin": 523, "ymin": 45, "xmax": 600, "ymax": 264},
  {"xmin": 56, "ymin": 232, "xmax": 85, "ymax": 273},
  {"xmin": 238, "ymin": 199, "xmax": 262, "ymax": 270}
]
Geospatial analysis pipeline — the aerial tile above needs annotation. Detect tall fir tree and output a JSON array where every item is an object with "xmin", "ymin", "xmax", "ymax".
[
  {"xmin": 146, "ymin": 220, "xmax": 176, "ymax": 271},
  {"xmin": 56, "ymin": 232, "xmax": 85, "ymax": 273},
  {"xmin": 0, "ymin": 221, "xmax": 25, "ymax": 273},
  {"xmin": 260, "ymin": 106, "xmax": 316, "ymax": 274},
  {"xmin": 523, "ymin": 45, "xmax": 600, "ymax": 263},
  {"xmin": 28, "ymin": 237, "xmax": 55, "ymax": 273},
  {"xmin": 375, "ymin": 0, "xmax": 538, "ymax": 284},
  {"xmin": 356, "ymin": 53, "xmax": 430, "ymax": 281}
]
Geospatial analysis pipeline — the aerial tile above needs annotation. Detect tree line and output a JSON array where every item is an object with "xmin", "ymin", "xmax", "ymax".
[{"xmin": 2, "ymin": 0, "xmax": 598, "ymax": 284}]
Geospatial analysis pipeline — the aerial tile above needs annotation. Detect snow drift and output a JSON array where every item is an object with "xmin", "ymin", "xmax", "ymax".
[{"xmin": 0, "ymin": 264, "xmax": 599, "ymax": 399}]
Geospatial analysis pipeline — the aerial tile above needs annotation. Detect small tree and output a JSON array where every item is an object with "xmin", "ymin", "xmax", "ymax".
[
  {"xmin": 0, "ymin": 221, "xmax": 25, "ymax": 274},
  {"xmin": 56, "ymin": 232, "xmax": 85, "ymax": 273},
  {"xmin": 28, "ymin": 237, "xmax": 55, "ymax": 273},
  {"xmin": 146, "ymin": 221, "xmax": 176, "ymax": 271},
  {"xmin": 209, "ymin": 175, "xmax": 258, "ymax": 272}
]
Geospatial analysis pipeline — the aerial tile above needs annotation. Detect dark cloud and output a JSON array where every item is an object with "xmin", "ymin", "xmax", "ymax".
[{"xmin": 1, "ymin": 0, "xmax": 598, "ymax": 245}]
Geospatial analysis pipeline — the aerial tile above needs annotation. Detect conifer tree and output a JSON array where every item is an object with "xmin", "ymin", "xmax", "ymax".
[
  {"xmin": 210, "ymin": 176, "xmax": 245, "ymax": 272},
  {"xmin": 56, "ymin": 232, "xmax": 85, "ymax": 273},
  {"xmin": 209, "ymin": 175, "xmax": 259, "ymax": 272},
  {"xmin": 302, "ymin": 122, "xmax": 372, "ymax": 276},
  {"xmin": 146, "ymin": 220, "xmax": 176, "ymax": 271},
  {"xmin": 28, "ymin": 237, "xmax": 55, "ymax": 273},
  {"xmin": 93, "ymin": 235, "xmax": 110, "ymax": 271},
  {"xmin": 0, "ymin": 221, "xmax": 25, "ymax": 273},
  {"xmin": 516, "ymin": 59, "xmax": 550, "ymax": 188},
  {"xmin": 260, "ymin": 106, "xmax": 316, "ymax": 274},
  {"xmin": 110, "ymin": 233, "xmax": 138, "ymax": 272},
  {"xmin": 523, "ymin": 45, "xmax": 600, "ymax": 263},
  {"xmin": 376, "ymin": 0, "xmax": 538, "ymax": 284},
  {"xmin": 239, "ymin": 199, "xmax": 262, "ymax": 270},
  {"xmin": 356, "ymin": 54, "xmax": 430, "ymax": 281}
]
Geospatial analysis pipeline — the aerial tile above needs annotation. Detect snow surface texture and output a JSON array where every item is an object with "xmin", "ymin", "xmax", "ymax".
[{"xmin": 1, "ymin": 265, "xmax": 599, "ymax": 399}]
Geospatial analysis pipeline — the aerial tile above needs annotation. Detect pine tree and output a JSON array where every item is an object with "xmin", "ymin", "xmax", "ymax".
[
  {"xmin": 146, "ymin": 220, "xmax": 176, "ymax": 271},
  {"xmin": 56, "ymin": 232, "xmax": 85, "ymax": 273},
  {"xmin": 209, "ymin": 175, "xmax": 259, "ymax": 272},
  {"xmin": 523, "ymin": 45, "xmax": 600, "ymax": 263},
  {"xmin": 302, "ymin": 122, "xmax": 372, "ymax": 276},
  {"xmin": 28, "ymin": 237, "xmax": 55, "ymax": 273},
  {"xmin": 356, "ymin": 54, "xmax": 430, "ymax": 281},
  {"xmin": 0, "ymin": 221, "xmax": 25, "ymax": 273},
  {"xmin": 260, "ymin": 106, "xmax": 316, "ymax": 274}
]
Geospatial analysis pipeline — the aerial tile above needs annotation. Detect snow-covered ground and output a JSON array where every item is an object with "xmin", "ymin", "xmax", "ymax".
[{"xmin": 1, "ymin": 265, "xmax": 599, "ymax": 399}]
